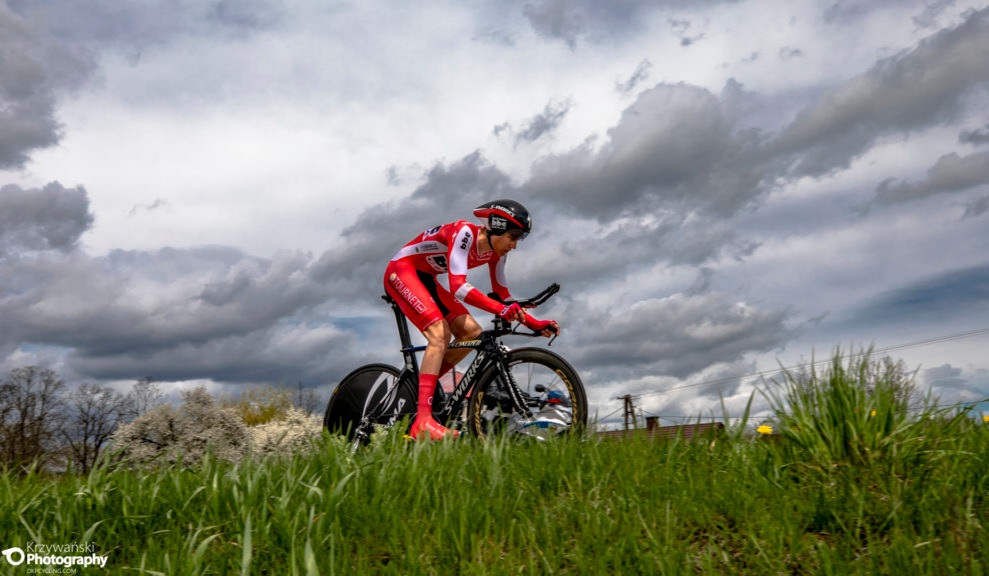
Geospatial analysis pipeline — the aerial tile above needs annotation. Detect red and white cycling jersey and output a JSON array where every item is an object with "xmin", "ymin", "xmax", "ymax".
[{"xmin": 389, "ymin": 220, "xmax": 511, "ymax": 311}]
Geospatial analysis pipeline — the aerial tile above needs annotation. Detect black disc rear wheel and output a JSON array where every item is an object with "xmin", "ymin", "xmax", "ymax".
[{"xmin": 323, "ymin": 364, "xmax": 415, "ymax": 443}]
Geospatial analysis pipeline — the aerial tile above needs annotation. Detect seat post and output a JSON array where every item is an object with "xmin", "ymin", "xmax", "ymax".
[{"xmin": 382, "ymin": 294, "xmax": 415, "ymax": 350}]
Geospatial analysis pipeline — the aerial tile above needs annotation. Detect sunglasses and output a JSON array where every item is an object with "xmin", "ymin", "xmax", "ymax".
[{"xmin": 506, "ymin": 228, "xmax": 528, "ymax": 241}]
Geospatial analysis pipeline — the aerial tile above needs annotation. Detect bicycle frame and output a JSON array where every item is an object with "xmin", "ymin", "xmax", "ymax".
[
  {"xmin": 382, "ymin": 294, "xmax": 535, "ymax": 425},
  {"xmin": 339, "ymin": 284, "xmax": 565, "ymax": 448}
]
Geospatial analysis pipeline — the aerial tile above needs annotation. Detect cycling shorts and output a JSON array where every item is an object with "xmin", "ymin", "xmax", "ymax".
[{"xmin": 384, "ymin": 260, "xmax": 469, "ymax": 332}]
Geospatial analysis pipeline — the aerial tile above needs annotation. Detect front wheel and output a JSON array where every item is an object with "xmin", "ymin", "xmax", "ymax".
[
  {"xmin": 466, "ymin": 348, "xmax": 587, "ymax": 441},
  {"xmin": 323, "ymin": 364, "xmax": 415, "ymax": 443}
]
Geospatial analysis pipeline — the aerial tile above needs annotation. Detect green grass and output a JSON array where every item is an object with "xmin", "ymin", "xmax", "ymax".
[{"xmin": 3, "ymin": 351, "xmax": 989, "ymax": 575}]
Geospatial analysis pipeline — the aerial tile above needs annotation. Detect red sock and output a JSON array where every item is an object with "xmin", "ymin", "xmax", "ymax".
[
  {"xmin": 417, "ymin": 373, "xmax": 438, "ymax": 416},
  {"xmin": 412, "ymin": 373, "xmax": 458, "ymax": 440}
]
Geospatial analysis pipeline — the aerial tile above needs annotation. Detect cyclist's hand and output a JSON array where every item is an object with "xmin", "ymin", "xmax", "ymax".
[
  {"xmin": 498, "ymin": 302, "xmax": 525, "ymax": 323},
  {"xmin": 524, "ymin": 316, "xmax": 559, "ymax": 337}
]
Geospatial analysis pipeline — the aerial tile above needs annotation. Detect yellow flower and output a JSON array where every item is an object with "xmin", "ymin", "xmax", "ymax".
[
  {"xmin": 983, "ymin": 415, "xmax": 989, "ymax": 423},
  {"xmin": 870, "ymin": 410, "xmax": 877, "ymax": 417},
  {"xmin": 757, "ymin": 424, "xmax": 773, "ymax": 435}
]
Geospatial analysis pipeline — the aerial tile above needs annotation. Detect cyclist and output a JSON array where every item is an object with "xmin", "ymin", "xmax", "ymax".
[{"xmin": 384, "ymin": 199, "xmax": 559, "ymax": 440}]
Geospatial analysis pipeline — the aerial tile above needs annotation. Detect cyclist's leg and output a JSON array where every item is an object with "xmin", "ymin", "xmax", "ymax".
[
  {"xmin": 411, "ymin": 319, "xmax": 460, "ymax": 439},
  {"xmin": 442, "ymin": 313, "xmax": 482, "ymax": 373},
  {"xmin": 384, "ymin": 263, "xmax": 459, "ymax": 440},
  {"xmin": 434, "ymin": 283, "xmax": 480, "ymax": 375}
]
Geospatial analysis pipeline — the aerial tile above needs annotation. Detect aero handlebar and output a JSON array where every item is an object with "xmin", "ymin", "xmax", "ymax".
[{"xmin": 487, "ymin": 282, "xmax": 560, "ymax": 308}]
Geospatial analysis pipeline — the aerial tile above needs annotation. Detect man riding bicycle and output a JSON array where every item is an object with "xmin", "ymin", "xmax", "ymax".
[{"xmin": 383, "ymin": 199, "xmax": 559, "ymax": 440}]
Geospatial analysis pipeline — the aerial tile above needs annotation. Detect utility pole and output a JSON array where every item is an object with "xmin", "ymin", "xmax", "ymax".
[{"xmin": 621, "ymin": 394, "xmax": 638, "ymax": 431}]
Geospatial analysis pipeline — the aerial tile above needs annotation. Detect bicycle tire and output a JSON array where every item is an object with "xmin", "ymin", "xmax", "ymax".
[
  {"xmin": 323, "ymin": 363, "xmax": 415, "ymax": 439},
  {"xmin": 466, "ymin": 348, "xmax": 587, "ymax": 441}
]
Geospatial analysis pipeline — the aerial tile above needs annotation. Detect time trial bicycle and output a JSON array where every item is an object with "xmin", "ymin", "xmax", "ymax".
[{"xmin": 323, "ymin": 283, "xmax": 587, "ymax": 450}]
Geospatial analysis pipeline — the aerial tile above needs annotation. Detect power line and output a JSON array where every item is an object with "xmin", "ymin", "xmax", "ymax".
[{"xmin": 630, "ymin": 325, "xmax": 989, "ymax": 401}]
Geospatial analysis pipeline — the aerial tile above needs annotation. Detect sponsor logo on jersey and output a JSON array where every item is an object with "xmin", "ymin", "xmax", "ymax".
[
  {"xmin": 415, "ymin": 242, "xmax": 441, "ymax": 253},
  {"xmin": 389, "ymin": 273, "xmax": 428, "ymax": 314},
  {"xmin": 459, "ymin": 230, "xmax": 472, "ymax": 250}
]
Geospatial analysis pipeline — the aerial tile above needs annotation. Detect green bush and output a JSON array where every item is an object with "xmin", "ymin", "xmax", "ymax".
[{"xmin": 761, "ymin": 347, "xmax": 987, "ymax": 551}]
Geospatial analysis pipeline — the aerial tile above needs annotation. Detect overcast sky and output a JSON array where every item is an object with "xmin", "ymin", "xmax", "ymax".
[{"xmin": 2, "ymin": 0, "xmax": 988, "ymax": 427}]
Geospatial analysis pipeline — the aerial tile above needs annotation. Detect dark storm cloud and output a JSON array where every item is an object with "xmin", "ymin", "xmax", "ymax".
[
  {"xmin": 208, "ymin": 0, "xmax": 284, "ymax": 31},
  {"xmin": 525, "ymin": 81, "xmax": 768, "ymax": 221},
  {"xmin": 508, "ymin": 216, "xmax": 737, "ymax": 298},
  {"xmin": 0, "ymin": 246, "xmax": 334, "ymax": 378},
  {"xmin": 0, "ymin": 247, "xmax": 351, "ymax": 382},
  {"xmin": 668, "ymin": 18, "xmax": 704, "ymax": 47},
  {"xmin": 1, "ymin": 0, "xmax": 282, "ymax": 170},
  {"xmin": 66, "ymin": 322, "xmax": 360, "ymax": 384},
  {"xmin": 523, "ymin": 0, "xmax": 585, "ymax": 49},
  {"xmin": 772, "ymin": 7, "xmax": 989, "ymax": 177},
  {"xmin": 0, "ymin": 183, "xmax": 93, "ymax": 253},
  {"xmin": 779, "ymin": 47, "xmax": 803, "ymax": 60},
  {"xmin": 960, "ymin": 124, "xmax": 989, "ymax": 145},
  {"xmin": 514, "ymin": 99, "xmax": 573, "ymax": 146},
  {"xmin": 7, "ymin": 0, "xmax": 283, "ymax": 51},
  {"xmin": 912, "ymin": 0, "xmax": 962, "ymax": 29},
  {"xmin": 962, "ymin": 195, "xmax": 989, "ymax": 219},
  {"xmin": 520, "ymin": 0, "xmax": 735, "ymax": 47},
  {"xmin": 875, "ymin": 150, "xmax": 989, "ymax": 206},
  {"xmin": 849, "ymin": 263, "xmax": 989, "ymax": 326},
  {"xmin": 515, "ymin": 7, "xmax": 988, "ymax": 272},
  {"xmin": 0, "ymin": 4, "xmax": 92, "ymax": 168},
  {"xmin": 567, "ymin": 293, "xmax": 790, "ymax": 379},
  {"xmin": 0, "ymin": 186, "xmax": 347, "ymax": 383},
  {"xmin": 924, "ymin": 363, "xmax": 965, "ymax": 388},
  {"xmin": 616, "ymin": 59, "xmax": 652, "ymax": 94}
]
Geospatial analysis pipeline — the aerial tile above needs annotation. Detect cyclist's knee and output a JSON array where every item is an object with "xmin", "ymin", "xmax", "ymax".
[
  {"xmin": 450, "ymin": 314, "xmax": 482, "ymax": 340},
  {"xmin": 423, "ymin": 321, "xmax": 452, "ymax": 351},
  {"xmin": 461, "ymin": 322, "xmax": 482, "ymax": 340}
]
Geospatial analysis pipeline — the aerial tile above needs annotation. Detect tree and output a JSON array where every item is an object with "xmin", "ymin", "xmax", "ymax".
[
  {"xmin": 62, "ymin": 383, "xmax": 133, "ymax": 473},
  {"xmin": 0, "ymin": 366, "xmax": 66, "ymax": 469},
  {"xmin": 221, "ymin": 384, "xmax": 293, "ymax": 425},
  {"xmin": 127, "ymin": 376, "xmax": 165, "ymax": 419},
  {"xmin": 111, "ymin": 386, "xmax": 249, "ymax": 467},
  {"xmin": 294, "ymin": 382, "xmax": 324, "ymax": 416}
]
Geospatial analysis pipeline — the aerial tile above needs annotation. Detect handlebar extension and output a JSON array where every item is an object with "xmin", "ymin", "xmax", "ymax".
[{"xmin": 488, "ymin": 282, "xmax": 560, "ymax": 308}]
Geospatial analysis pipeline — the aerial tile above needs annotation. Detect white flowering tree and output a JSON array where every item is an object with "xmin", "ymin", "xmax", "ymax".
[
  {"xmin": 110, "ymin": 386, "xmax": 249, "ymax": 467},
  {"xmin": 111, "ymin": 385, "xmax": 323, "ymax": 467}
]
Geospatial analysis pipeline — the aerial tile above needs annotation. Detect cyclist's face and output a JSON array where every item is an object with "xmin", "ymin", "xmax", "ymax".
[{"xmin": 490, "ymin": 231, "xmax": 518, "ymax": 256}]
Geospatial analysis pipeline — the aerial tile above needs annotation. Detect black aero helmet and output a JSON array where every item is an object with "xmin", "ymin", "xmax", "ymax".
[{"xmin": 473, "ymin": 199, "xmax": 532, "ymax": 240}]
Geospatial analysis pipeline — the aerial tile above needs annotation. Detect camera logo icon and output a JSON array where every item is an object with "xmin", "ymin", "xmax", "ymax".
[{"xmin": 2, "ymin": 547, "xmax": 25, "ymax": 566}]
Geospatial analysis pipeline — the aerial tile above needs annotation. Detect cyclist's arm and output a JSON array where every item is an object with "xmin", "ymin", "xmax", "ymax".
[
  {"xmin": 447, "ymin": 224, "xmax": 505, "ymax": 315},
  {"xmin": 488, "ymin": 257, "xmax": 512, "ymax": 303}
]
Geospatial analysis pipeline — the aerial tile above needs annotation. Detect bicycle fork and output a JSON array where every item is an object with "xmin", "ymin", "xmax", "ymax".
[{"xmin": 493, "ymin": 353, "xmax": 534, "ymax": 421}]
